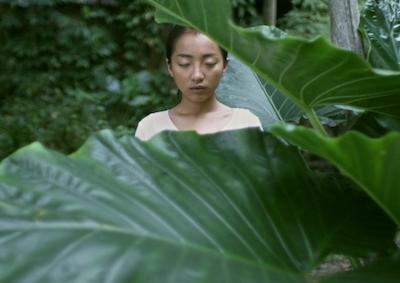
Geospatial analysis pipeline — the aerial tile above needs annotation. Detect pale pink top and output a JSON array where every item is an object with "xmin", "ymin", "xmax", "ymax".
[{"xmin": 135, "ymin": 108, "xmax": 262, "ymax": 141}]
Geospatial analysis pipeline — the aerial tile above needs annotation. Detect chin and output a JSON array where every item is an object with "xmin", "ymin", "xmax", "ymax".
[{"xmin": 189, "ymin": 93, "xmax": 213, "ymax": 102}]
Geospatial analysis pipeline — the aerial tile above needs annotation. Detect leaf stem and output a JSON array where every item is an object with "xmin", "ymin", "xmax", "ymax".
[{"xmin": 305, "ymin": 108, "xmax": 329, "ymax": 137}]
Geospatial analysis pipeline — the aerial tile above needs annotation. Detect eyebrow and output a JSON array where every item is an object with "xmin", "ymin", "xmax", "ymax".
[{"xmin": 176, "ymin": 53, "xmax": 218, "ymax": 59}]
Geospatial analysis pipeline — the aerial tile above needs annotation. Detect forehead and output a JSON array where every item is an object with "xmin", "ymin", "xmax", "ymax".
[{"xmin": 173, "ymin": 32, "xmax": 222, "ymax": 57}]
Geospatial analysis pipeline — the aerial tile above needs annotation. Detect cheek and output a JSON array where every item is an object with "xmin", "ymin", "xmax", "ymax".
[
  {"xmin": 174, "ymin": 70, "xmax": 189, "ymax": 80},
  {"xmin": 170, "ymin": 65, "xmax": 185, "ymax": 78},
  {"xmin": 209, "ymin": 69, "xmax": 224, "ymax": 84},
  {"xmin": 170, "ymin": 70, "xmax": 188, "ymax": 87}
]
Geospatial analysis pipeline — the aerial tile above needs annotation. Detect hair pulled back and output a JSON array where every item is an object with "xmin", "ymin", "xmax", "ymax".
[{"xmin": 165, "ymin": 25, "xmax": 228, "ymax": 64}]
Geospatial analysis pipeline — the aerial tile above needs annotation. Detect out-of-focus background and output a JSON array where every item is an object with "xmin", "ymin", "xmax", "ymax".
[{"xmin": 0, "ymin": 0, "xmax": 331, "ymax": 160}]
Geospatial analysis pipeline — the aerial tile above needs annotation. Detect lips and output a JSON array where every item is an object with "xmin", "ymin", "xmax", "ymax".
[{"xmin": 190, "ymin": 86, "xmax": 206, "ymax": 90}]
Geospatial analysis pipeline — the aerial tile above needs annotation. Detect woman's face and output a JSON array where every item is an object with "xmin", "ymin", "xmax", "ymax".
[{"xmin": 167, "ymin": 31, "xmax": 227, "ymax": 103}]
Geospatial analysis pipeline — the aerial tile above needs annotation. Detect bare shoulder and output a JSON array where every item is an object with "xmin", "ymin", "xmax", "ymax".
[
  {"xmin": 233, "ymin": 108, "xmax": 259, "ymax": 119},
  {"xmin": 227, "ymin": 107, "xmax": 263, "ymax": 130},
  {"xmin": 138, "ymin": 110, "xmax": 169, "ymax": 125},
  {"xmin": 135, "ymin": 109, "xmax": 174, "ymax": 141}
]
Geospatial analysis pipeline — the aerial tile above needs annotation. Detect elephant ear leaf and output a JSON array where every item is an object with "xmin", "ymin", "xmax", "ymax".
[
  {"xmin": 360, "ymin": 0, "xmax": 400, "ymax": 71},
  {"xmin": 149, "ymin": 0, "xmax": 400, "ymax": 119},
  {"xmin": 271, "ymin": 124, "xmax": 400, "ymax": 226},
  {"xmin": 355, "ymin": 0, "xmax": 400, "ymax": 135},
  {"xmin": 217, "ymin": 54, "xmax": 280, "ymax": 127},
  {"xmin": 216, "ymin": 26, "xmax": 286, "ymax": 127},
  {"xmin": 219, "ymin": 54, "xmax": 346, "ymax": 126},
  {"xmin": 0, "ymin": 129, "xmax": 396, "ymax": 282}
]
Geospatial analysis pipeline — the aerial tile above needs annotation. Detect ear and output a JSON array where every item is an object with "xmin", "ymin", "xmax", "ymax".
[
  {"xmin": 166, "ymin": 59, "xmax": 174, "ymax": 77},
  {"xmin": 223, "ymin": 59, "xmax": 228, "ymax": 73}
]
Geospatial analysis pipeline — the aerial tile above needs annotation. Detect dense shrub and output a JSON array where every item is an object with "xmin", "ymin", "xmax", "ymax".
[
  {"xmin": 278, "ymin": 0, "xmax": 330, "ymax": 38},
  {"xmin": 0, "ymin": 0, "xmax": 176, "ymax": 160},
  {"xmin": 231, "ymin": 0, "xmax": 263, "ymax": 25}
]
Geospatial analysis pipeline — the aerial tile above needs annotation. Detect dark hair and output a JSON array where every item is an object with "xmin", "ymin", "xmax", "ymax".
[{"xmin": 165, "ymin": 25, "xmax": 228, "ymax": 64}]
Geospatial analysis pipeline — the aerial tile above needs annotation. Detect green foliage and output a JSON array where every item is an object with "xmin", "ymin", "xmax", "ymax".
[
  {"xmin": 231, "ymin": 0, "xmax": 263, "ymax": 26},
  {"xmin": 218, "ymin": 40, "xmax": 345, "ymax": 127},
  {"xmin": 0, "ymin": 0, "xmax": 176, "ymax": 160},
  {"xmin": 0, "ymin": 129, "xmax": 397, "ymax": 282},
  {"xmin": 360, "ymin": 0, "xmax": 400, "ymax": 70},
  {"xmin": 0, "ymin": 89, "xmax": 108, "ymax": 159},
  {"xmin": 0, "ymin": 3, "xmax": 115, "ymax": 96},
  {"xmin": 272, "ymin": 124, "xmax": 400, "ymax": 225},
  {"xmin": 0, "ymin": 70, "xmax": 176, "ymax": 159},
  {"xmin": 278, "ymin": 0, "xmax": 330, "ymax": 39},
  {"xmin": 1, "ymin": 0, "xmax": 400, "ymax": 281},
  {"xmin": 352, "ymin": 0, "xmax": 400, "ymax": 136},
  {"xmin": 217, "ymin": 54, "xmax": 280, "ymax": 127}
]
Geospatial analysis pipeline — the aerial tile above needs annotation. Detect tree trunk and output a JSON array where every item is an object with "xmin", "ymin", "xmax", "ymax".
[
  {"xmin": 262, "ymin": 0, "xmax": 277, "ymax": 26},
  {"xmin": 329, "ymin": 0, "xmax": 364, "ymax": 57}
]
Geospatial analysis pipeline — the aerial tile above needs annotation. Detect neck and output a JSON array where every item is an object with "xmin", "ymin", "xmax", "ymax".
[{"xmin": 173, "ymin": 95, "xmax": 221, "ymax": 116}]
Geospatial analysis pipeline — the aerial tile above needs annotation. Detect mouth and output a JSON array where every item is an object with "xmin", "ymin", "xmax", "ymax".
[{"xmin": 190, "ymin": 86, "xmax": 207, "ymax": 90}]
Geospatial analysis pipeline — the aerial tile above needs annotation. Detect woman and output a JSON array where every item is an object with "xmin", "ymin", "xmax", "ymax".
[{"xmin": 135, "ymin": 26, "xmax": 262, "ymax": 141}]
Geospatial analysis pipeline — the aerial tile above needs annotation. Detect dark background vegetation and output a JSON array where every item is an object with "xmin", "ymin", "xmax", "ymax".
[{"xmin": 0, "ymin": 0, "xmax": 330, "ymax": 160}]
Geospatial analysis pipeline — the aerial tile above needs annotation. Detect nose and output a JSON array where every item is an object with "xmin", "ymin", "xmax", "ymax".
[{"xmin": 191, "ymin": 65, "xmax": 205, "ymax": 82}]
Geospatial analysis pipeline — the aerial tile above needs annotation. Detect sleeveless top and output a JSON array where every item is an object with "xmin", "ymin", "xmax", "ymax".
[{"xmin": 135, "ymin": 108, "xmax": 262, "ymax": 141}]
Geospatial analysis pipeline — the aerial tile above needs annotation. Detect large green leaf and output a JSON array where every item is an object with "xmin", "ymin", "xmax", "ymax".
[
  {"xmin": 257, "ymin": 69, "xmax": 346, "ymax": 125},
  {"xmin": 148, "ymin": 0, "xmax": 400, "ymax": 118},
  {"xmin": 271, "ymin": 124, "xmax": 400, "ymax": 226},
  {"xmin": 216, "ymin": 27, "xmax": 298, "ymax": 126},
  {"xmin": 219, "ymin": 25, "xmax": 330, "ymax": 123},
  {"xmin": 218, "ymin": 25, "xmax": 342, "ymax": 125},
  {"xmin": 217, "ymin": 54, "xmax": 280, "ymax": 127},
  {"xmin": 356, "ymin": 0, "xmax": 400, "ymax": 136},
  {"xmin": 217, "ymin": 25, "xmax": 304, "ymax": 124},
  {"xmin": 218, "ymin": 54, "xmax": 346, "ymax": 127},
  {"xmin": 0, "ymin": 129, "xmax": 396, "ymax": 282},
  {"xmin": 360, "ymin": 0, "xmax": 400, "ymax": 71}
]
